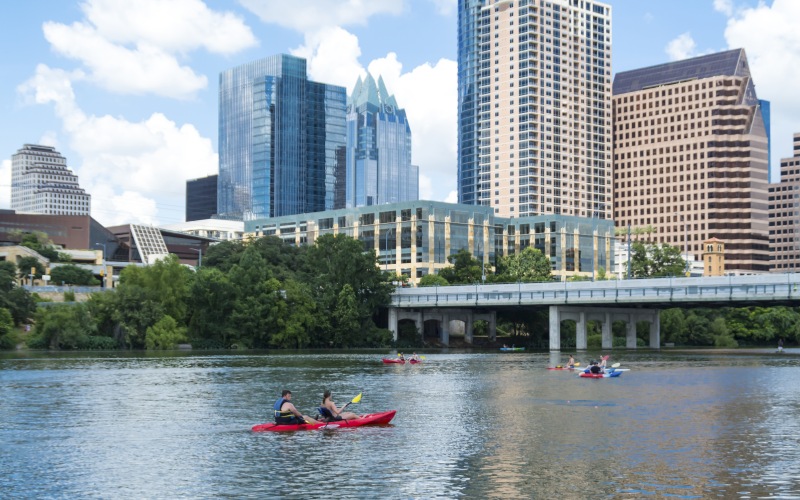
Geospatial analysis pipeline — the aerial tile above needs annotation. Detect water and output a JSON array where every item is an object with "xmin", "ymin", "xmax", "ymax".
[{"xmin": 1, "ymin": 350, "xmax": 799, "ymax": 499}]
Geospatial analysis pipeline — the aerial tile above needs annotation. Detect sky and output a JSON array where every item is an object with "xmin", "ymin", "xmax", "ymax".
[{"xmin": 1, "ymin": 0, "xmax": 798, "ymax": 227}]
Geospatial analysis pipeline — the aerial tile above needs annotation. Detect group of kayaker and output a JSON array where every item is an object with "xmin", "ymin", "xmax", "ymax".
[
  {"xmin": 397, "ymin": 352, "xmax": 421, "ymax": 362},
  {"xmin": 555, "ymin": 354, "xmax": 610, "ymax": 373},
  {"xmin": 274, "ymin": 389, "xmax": 362, "ymax": 425}
]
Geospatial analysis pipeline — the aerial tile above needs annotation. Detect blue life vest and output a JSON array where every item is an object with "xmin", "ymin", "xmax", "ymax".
[
  {"xmin": 318, "ymin": 406, "xmax": 342, "ymax": 421},
  {"xmin": 274, "ymin": 397, "xmax": 297, "ymax": 424}
]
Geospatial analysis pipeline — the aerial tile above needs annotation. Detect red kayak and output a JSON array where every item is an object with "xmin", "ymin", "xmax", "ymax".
[
  {"xmin": 547, "ymin": 366, "xmax": 577, "ymax": 370},
  {"xmin": 251, "ymin": 410, "xmax": 396, "ymax": 432},
  {"xmin": 382, "ymin": 358, "xmax": 405, "ymax": 364}
]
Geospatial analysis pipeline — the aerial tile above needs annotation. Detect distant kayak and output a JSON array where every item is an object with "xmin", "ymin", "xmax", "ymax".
[
  {"xmin": 252, "ymin": 410, "xmax": 396, "ymax": 432},
  {"xmin": 547, "ymin": 366, "xmax": 578, "ymax": 370},
  {"xmin": 500, "ymin": 347, "xmax": 525, "ymax": 352},
  {"xmin": 579, "ymin": 371, "xmax": 622, "ymax": 378},
  {"xmin": 382, "ymin": 358, "xmax": 405, "ymax": 364}
]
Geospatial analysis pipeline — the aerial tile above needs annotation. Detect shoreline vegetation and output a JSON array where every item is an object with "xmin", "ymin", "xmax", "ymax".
[{"xmin": 0, "ymin": 234, "xmax": 798, "ymax": 352}]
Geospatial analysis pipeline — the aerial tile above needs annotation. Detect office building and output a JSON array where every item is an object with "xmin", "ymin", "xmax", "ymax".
[
  {"xmin": 245, "ymin": 200, "xmax": 615, "ymax": 283},
  {"xmin": 10, "ymin": 144, "xmax": 91, "ymax": 216},
  {"xmin": 218, "ymin": 54, "xmax": 347, "ymax": 221},
  {"xmin": 769, "ymin": 133, "xmax": 800, "ymax": 271},
  {"xmin": 346, "ymin": 73, "xmax": 419, "ymax": 207},
  {"xmin": 186, "ymin": 175, "xmax": 218, "ymax": 222},
  {"xmin": 613, "ymin": 49, "xmax": 770, "ymax": 274},
  {"xmin": 457, "ymin": 0, "xmax": 613, "ymax": 219}
]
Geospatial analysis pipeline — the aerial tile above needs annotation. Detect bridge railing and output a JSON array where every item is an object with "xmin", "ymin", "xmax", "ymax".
[{"xmin": 390, "ymin": 274, "xmax": 800, "ymax": 308}]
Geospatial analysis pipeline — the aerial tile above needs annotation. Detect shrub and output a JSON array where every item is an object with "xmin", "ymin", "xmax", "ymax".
[
  {"xmin": 64, "ymin": 290, "xmax": 76, "ymax": 302},
  {"xmin": 145, "ymin": 315, "xmax": 187, "ymax": 350},
  {"xmin": 714, "ymin": 334, "xmax": 738, "ymax": 348}
]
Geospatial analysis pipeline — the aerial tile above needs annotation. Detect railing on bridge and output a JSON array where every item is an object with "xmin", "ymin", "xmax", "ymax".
[{"xmin": 391, "ymin": 274, "xmax": 800, "ymax": 308}]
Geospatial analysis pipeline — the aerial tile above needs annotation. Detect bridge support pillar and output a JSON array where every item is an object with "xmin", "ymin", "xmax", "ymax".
[
  {"xmin": 465, "ymin": 310, "xmax": 474, "ymax": 344},
  {"xmin": 625, "ymin": 317, "xmax": 636, "ymax": 349},
  {"xmin": 488, "ymin": 312, "xmax": 497, "ymax": 341},
  {"xmin": 549, "ymin": 305, "xmax": 561, "ymax": 351},
  {"xmin": 576, "ymin": 312, "xmax": 587, "ymax": 351},
  {"xmin": 649, "ymin": 312, "xmax": 660, "ymax": 348},
  {"xmin": 388, "ymin": 307, "xmax": 398, "ymax": 342},
  {"xmin": 602, "ymin": 313, "xmax": 612, "ymax": 350},
  {"xmin": 441, "ymin": 314, "xmax": 450, "ymax": 346},
  {"xmin": 414, "ymin": 311, "xmax": 423, "ymax": 341}
]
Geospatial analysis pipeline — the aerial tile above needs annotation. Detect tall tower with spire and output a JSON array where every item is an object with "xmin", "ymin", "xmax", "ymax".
[{"xmin": 346, "ymin": 73, "xmax": 418, "ymax": 207}]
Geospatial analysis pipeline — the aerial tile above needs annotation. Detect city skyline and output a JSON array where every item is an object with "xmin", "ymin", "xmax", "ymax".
[{"xmin": 1, "ymin": 0, "xmax": 798, "ymax": 226}]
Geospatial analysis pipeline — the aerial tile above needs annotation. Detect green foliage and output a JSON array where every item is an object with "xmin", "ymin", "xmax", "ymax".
[
  {"xmin": 0, "ymin": 286, "xmax": 36, "ymax": 325},
  {"xmin": 269, "ymin": 279, "xmax": 318, "ymax": 349},
  {"xmin": 495, "ymin": 246, "xmax": 553, "ymax": 283},
  {"xmin": 186, "ymin": 268, "xmax": 237, "ymax": 347},
  {"xmin": 145, "ymin": 315, "xmax": 187, "ymax": 350},
  {"xmin": 0, "ymin": 261, "xmax": 17, "ymax": 291},
  {"xmin": 438, "ymin": 249, "xmax": 483, "ymax": 284},
  {"xmin": 120, "ymin": 254, "xmax": 191, "ymax": 323},
  {"xmin": 595, "ymin": 267, "xmax": 607, "ymax": 280},
  {"xmin": 17, "ymin": 256, "xmax": 46, "ymax": 280},
  {"xmin": 0, "ymin": 308, "xmax": 16, "ymax": 349},
  {"xmin": 50, "ymin": 264, "xmax": 100, "ymax": 286},
  {"xmin": 630, "ymin": 241, "xmax": 686, "ymax": 278},
  {"xmin": 396, "ymin": 321, "xmax": 423, "ymax": 348},
  {"xmin": 64, "ymin": 290, "xmax": 76, "ymax": 302},
  {"xmin": 32, "ymin": 304, "xmax": 96, "ymax": 349},
  {"xmin": 418, "ymin": 274, "xmax": 449, "ymax": 286}
]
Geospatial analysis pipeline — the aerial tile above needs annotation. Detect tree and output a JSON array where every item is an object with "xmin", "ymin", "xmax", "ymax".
[
  {"xmin": 0, "ymin": 308, "xmax": 16, "ymax": 350},
  {"xmin": 438, "ymin": 249, "xmax": 482, "ymax": 284},
  {"xmin": 269, "ymin": 279, "xmax": 319, "ymax": 348},
  {"xmin": 120, "ymin": 254, "xmax": 191, "ymax": 324},
  {"xmin": 418, "ymin": 274, "xmax": 449, "ymax": 287},
  {"xmin": 17, "ymin": 256, "xmax": 45, "ymax": 282},
  {"xmin": 186, "ymin": 268, "xmax": 237, "ymax": 347},
  {"xmin": 495, "ymin": 246, "xmax": 552, "ymax": 283},
  {"xmin": 304, "ymin": 234, "xmax": 392, "ymax": 342},
  {"xmin": 629, "ymin": 241, "xmax": 685, "ymax": 278},
  {"xmin": 145, "ymin": 315, "xmax": 187, "ymax": 350},
  {"xmin": 50, "ymin": 264, "xmax": 100, "ymax": 286},
  {"xmin": 33, "ymin": 303, "xmax": 96, "ymax": 349}
]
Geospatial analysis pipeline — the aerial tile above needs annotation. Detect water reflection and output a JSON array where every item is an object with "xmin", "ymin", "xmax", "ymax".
[{"xmin": 1, "ymin": 351, "xmax": 799, "ymax": 498}]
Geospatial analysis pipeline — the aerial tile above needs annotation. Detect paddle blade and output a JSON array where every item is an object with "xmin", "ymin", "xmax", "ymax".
[
  {"xmin": 574, "ymin": 362, "xmax": 581, "ymax": 366},
  {"xmin": 351, "ymin": 392, "xmax": 363, "ymax": 404},
  {"xmin": 420, "ymin": 356, "xmax": 426, "ymax": 360},
  {"xmin": 611, "ymin": 362, "xmax": 621, "ymax": 368}
]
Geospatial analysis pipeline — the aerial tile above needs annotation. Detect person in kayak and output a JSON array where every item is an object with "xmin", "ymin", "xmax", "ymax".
[
  {"xmin": 274, "ymin": 390, "xmax": 318, "ymax": 425},
  {"xmin": 319, "ymin": 390, "xmax": 360, "ymax": 421},
  {"xmin": 398, "ymin": 353, "xmax": 406, "ymax": 361},
  {"xmin": 588, "ymin": 360, "xmax": 604, "ymax": 374},
  {"xmin": 566, "ymin": 354, "xmax": 575, "ymax": 368}
]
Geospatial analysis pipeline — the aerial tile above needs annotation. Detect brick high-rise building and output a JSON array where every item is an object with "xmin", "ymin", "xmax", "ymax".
[
  {"xmin": 613, "ymin": 49, "xmax": 770, "ymax": 274},
  {"xmin": 768, "ymin": 133, "xmax": 800, "ymax": 271},
  {"xmin": 457, "ymin": 0, "xmax": 613, "ymax": 219}
]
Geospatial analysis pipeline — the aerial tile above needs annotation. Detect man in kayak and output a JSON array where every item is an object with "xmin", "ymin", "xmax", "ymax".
[
  {"xmin": 588, "ymin": 360, "xmax": 604, "ymax": 374},
  {"xmin": 320, "ymin": 390, "xmax": 361, "ymax": 421},
  {"xmin": 274, "ymin": 390, "xmax": 318, "ymax": 425},
  {"xmin": 566, "ymin": 354, "xmax": 575, "ymax": 368}
]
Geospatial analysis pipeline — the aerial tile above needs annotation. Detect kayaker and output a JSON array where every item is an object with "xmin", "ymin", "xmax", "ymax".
[
  {"xmin": 320, "ymin": 390, "xmax": 360, "ymax": 421},
  {"xmin": 778, "ymin": 338, "xmax": 784, "ymax": 352},
  {"xmin": 410, "ymin": 353, "xmax": 420, "ymax": 362},
  {"xmin": 588, "ymin": 360, "xmax": 603, "ymax": 374},
  {"xmin": 398, "ymin": 353, "xmax": 406, "ymax": 361},
  {"xmin": 274, "ymin": 390, "xmax": 318, "ymax": 425},
  {"xmin": 566, "ymin": 354, "xmax": 575, "ymax": 368}
]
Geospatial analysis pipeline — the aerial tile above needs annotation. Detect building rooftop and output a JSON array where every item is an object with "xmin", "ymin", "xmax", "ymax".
[{"xmin": 613, "ymin": 48, "xmax": 746, "ymax": 95}]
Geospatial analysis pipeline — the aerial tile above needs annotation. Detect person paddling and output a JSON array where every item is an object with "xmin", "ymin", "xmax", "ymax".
[
  {"xmin": 566, "ymin": 354, "xmax": 575, "ymax": 368},
  {"xmin": 320, "ymin": 390, "xmax": 360, "ymax": 421},
  {"xmin": 274, "ymin": 390, "xmax": 317, "ymax": 425}
]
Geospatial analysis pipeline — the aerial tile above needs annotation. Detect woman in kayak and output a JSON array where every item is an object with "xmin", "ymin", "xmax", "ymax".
[
  {"xmin": 321, "ymin": 390, "xmax": 361, "ymax": 421},
  {"xmin": 274, "ymin": 390, "xmax": 318, "ymax": 425}
]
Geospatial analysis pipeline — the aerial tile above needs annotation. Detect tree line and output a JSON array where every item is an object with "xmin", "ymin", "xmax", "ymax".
[{"xmin": 0, "ymin": 236, "xmax": 796, "ymax": 350}]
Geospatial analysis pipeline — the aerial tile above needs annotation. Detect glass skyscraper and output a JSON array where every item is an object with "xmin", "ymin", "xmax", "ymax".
[
  {"xmin": 457, "ymin": 0, "xmax": 613, "ymax": 219},
  {"xmin": 218, "ymin": 54, "xmax": 347, "ymax": 220},
  {"xmin": 346, "ymin": 73, "xmax": 418, "ymax": 207}
]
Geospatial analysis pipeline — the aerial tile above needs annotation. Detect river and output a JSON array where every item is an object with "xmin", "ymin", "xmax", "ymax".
[{"xmin": 1, "ymin": 350, "xmax": 799, "ymax": 499}]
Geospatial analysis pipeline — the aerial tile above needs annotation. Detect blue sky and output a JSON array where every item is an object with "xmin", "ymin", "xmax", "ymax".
[{"xmin": 1, "ymin": 0, "xmax": 796, "ymax": 226}]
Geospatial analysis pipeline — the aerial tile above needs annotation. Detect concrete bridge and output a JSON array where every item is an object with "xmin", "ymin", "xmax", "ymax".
[{"xmin": 388, "ymin": 274, "xmax": 800, "ymax": 350}]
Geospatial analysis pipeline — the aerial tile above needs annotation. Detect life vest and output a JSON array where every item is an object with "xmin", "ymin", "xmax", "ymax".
[{"xmin": 274, "ymin": 398, "xmax": 296, "ymax": 424}]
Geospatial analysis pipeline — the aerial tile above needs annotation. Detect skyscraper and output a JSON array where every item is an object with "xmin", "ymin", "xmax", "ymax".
[
  {"xmin": 218, "ymin": 54, "xmax": 347, "ymax": 220},
  {"xmin": 346, "ymin": 73, "xmax": 419, "ymax": 207},
  {"xmin": 186, "ymin": 174, "xmax": 218, "ymax": 222},
  {"xmin": 768, "ymin": 133, "xmax": 800, "ymax": 271},
  {"xmin": 613, "ymin": 48, "xmax": 770, "ymax": 273},
  {"xmin": 10, "ymin": 144, "xmax": 91, "ymax": 216},
  {"xmin": 457, "ymin": 0, "xmax": 613, "ymax": 219}
]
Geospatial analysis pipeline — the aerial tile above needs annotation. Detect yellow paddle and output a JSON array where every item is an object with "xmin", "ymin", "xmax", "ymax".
[{"xmin": 341, "ymin": 392, "xmax": 362, "ymax": 411}]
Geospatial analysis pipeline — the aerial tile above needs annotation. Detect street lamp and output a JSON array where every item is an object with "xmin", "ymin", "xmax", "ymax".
[{"xmin": 191, "ymin": 247, "xmax": 202, "ymax": 268}]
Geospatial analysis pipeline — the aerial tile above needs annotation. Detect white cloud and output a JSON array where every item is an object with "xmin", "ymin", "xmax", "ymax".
[
  {"xmin": 713, "ymin": 0, "xmax": 734, "ymax": 16},
  {"xmin": 428, "ymin": 0, "xmax": 457, "ymax": 16},
  {"xmin": 239, "ymin": 0, "xmax": 405, "ymax": 32},
  {"xmin": 42, "ymin": 0, "xmax": 257, "ymax": 99},
  {"xmin": 444, "ymin": 190, "xmax": 458, "ymax": 204},
  {"xmin": 19, "ymin": 64, "xmax": 217, "ymax": 226},
  {"xmin": 292, "ymin": 27, "xmax": 365, "ymax": 89},
  {"xmin": 665, "ymin": 32, "xmax": 697, "ymax": 61},
  {"xmin": 721, "ymin": 0, "xmax": 800, "ymax": 175}
]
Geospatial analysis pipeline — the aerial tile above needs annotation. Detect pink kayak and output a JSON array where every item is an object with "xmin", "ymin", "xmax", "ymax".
[{"xmin": 251, "ymin": 410, "xmax": 397, "ymax": 432}]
